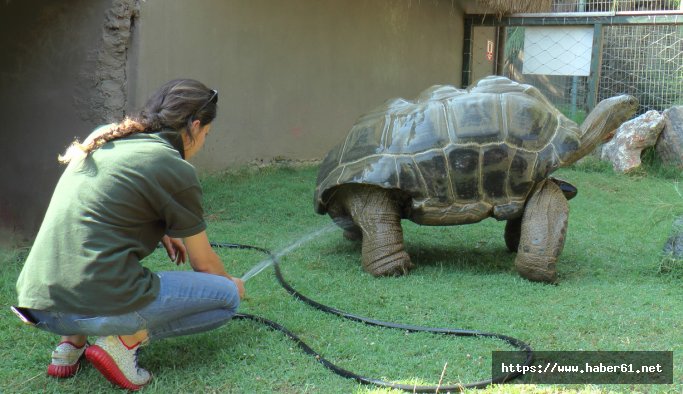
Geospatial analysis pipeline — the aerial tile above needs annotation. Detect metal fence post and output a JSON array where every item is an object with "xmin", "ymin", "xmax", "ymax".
[
  {"xmin": 587, "ymin": 23, "xmax": 604, "ymax": 111},
  {"xmin": 462, "ymin": 17, "xmax": 473, "ymax": 87}
]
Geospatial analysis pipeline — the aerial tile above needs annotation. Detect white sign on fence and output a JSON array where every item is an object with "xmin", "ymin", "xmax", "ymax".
[{"xmin": 523, "ymin": 26, "xmax": 594, "ymax": 76}]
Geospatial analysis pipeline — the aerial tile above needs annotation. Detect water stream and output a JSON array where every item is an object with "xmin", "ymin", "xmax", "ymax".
[{"xmin": 240, "ymin": 222, "xmax": 339, "ymax": 282}]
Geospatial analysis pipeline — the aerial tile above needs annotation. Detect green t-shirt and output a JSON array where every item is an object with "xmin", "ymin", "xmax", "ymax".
[{"xmin": 16, "ymin": 128, "xmax": 207, "ymax": 315}]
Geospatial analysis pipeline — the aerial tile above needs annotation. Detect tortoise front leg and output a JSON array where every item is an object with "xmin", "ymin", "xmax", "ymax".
[
  {"xmin": 515, "ymin": 180, "xmax": 569, "ymax": 283},
  {"xmin": 331, "ymin": 185, "xmax": 414, "ymax": 276}
]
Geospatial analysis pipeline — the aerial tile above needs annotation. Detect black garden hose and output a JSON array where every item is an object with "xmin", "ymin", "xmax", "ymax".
[{"xmin": 209, "ymin": 241, "xmax": 533, "ymax": 392}]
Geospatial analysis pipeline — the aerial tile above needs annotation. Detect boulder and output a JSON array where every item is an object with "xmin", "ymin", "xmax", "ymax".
[
  {"xmin": 661, "ymin": 215, "xmax": 683, "ymax": 276},
  {"xmin": 655, "ymin": 106, "xmax": 683, "ymax": 168},
  {"xmin": 601, "ymin": 110, "xmax": 665, "ymax": 172}
]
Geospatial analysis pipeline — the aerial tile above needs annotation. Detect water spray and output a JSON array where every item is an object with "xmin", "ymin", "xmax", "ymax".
[{"xmin": 239, "ymin": 222, "xmax": 342, "ymax": 282}]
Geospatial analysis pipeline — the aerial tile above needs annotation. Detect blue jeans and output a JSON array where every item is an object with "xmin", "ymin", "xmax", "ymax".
[{"xmin": 29, "ymin": 271, "xmax": 240, "ymax": 341}]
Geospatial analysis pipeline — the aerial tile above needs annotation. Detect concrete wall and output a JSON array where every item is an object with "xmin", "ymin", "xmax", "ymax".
[
  {"xmin": 129, "ymin": 0, "xmax": 465, "ymax": 170},
  {"xmin": 1, "ymin": 0, "xmax": 466, "ymax": 241}
]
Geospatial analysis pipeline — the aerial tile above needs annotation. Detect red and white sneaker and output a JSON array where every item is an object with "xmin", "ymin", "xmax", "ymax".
[
  {"xmin": 47, "ymin": 341, "xmax": 87, "ymax": 378},
  {"xmin": 85, "ymin": 336, "xmax": 151, "ymax": 391}
]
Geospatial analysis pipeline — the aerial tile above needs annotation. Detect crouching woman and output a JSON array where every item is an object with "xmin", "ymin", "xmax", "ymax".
[{"xmin": 15, "ymin": 79, "xmax": 244, "ymax": 391}]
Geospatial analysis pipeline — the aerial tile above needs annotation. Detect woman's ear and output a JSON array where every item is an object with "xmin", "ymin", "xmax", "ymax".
[{"xmin": 189, "ymin": 119, "xmax": 203, "ymax": 136}]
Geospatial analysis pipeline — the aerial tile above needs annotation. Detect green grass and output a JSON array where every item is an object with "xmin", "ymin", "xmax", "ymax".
[
  {"xmin": 2, "ymin": 162, "xmax": 682, "ymax": 393},
  {"xmin": 556, "ymin": 104, "xmax": 587, "ymax": 126}
]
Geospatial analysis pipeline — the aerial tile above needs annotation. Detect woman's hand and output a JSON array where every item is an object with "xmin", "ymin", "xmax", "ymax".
[
  {"xmin": 230, "ymin": 277, "xmax": 245, "ymax": 300},
  {"xmin": 161, "ymin": 235, "xmax": 187, "ymax": 265}
]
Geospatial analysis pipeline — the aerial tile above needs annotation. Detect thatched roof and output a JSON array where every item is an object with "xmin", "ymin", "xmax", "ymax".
[{"xmin": 475, "ymin": 0, "xmax": 553, "ymax": 16}]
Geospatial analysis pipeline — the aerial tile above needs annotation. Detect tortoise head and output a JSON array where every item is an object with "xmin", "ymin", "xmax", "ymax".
[
  {"xmin": 582, "ymin": 95, "xmax": 639, "ymax": 140},
  {"xmin": 566, "ymin": 95, "xmax": 638, "ymax": 164}
]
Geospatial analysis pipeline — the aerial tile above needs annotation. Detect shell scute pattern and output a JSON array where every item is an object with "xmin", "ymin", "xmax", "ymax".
[
  {"xmin": 445, "ymin": 146, "xmax": 480, "ymax": 201},
  {"xmin": 314, "ymin": 76, "xmax": 581, "ymax": 224},
  {"xmin": 551, "ymin": 116, "xmax": 582, "ymax": 164},
  {"xmin": 509, "ymin": 149, "xmax": 537, "ymax": 196},
  {"xmin": 448, "ymin": 94, "xmax": 504, "ymax": 144},
  {"xmin": 481, "ymin": 145, "xmax": 511, "ymax": 199},
  {"xmin": 532, "ymin": 145, "xmax": 559, "ymax": 184},
  {"xmin": 396, "ymin": 156, "xmax": 424, "ymax": 191},
  {"xmin": 337, "ymin": 117, "xmax": 385, "ymax": 164},
  {"xmin": 414, "ymin": 150, "xmax": 450, "ymax": 203},
  {"xmin": 505, "ymin": 93, "xmax": 559, "ymax": 150},
  {"xmin": 385, "ymin": 100, "xmax": 451, "ymax": 154}
]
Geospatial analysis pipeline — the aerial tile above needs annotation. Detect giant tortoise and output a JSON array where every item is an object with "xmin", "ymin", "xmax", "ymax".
[{"xmin": 314, "ymin": 76, "xmax": 638, "ymax": 283}]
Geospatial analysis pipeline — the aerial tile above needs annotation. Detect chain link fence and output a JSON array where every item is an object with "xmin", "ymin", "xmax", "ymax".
[
  {"xmin": 600, "ymin": 23, "xmax": 683, "ymax": 112},
  {"xmin": 466, "ymin": 1, "xmax": 683, "ymax": 121},
  {"xmin": 552, "ymin": 0, "xmax": 681, "ymax": 13},
  {"xmin": 503, "ymin": 26, "xmax": 593, "ymax": 123}
]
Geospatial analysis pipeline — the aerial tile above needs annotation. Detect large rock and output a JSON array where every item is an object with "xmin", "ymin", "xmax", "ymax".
[
  {"xmin": 601, "ymin": 110, "xmax": 665, "ymax": 172},
  {"xmin": 661, "ymin": 215, "xmax": 683, "ymax": 276},
  {"xmin": 655, "ymin": 106, "xmax": 683, "ymax": 168}
]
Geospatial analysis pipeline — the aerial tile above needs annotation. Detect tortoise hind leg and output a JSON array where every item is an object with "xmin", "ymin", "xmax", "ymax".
[
  {"xmin": 515, "ymin": 180, "xmax": 569, "ymax": 283},
  {"xmin": 328, "ymin": 215, "xmax": 363, "ymax": 241},
  {"xmin": 504, "ymin": 217, "xmax": 522, "ymax": 252},
  {"xmin": 330, "ymin": 185, "xmax": 414, "ymax": 276}
]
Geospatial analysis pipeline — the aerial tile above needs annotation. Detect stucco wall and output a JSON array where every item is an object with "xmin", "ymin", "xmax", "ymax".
[
  {"xmin": 0, "ymin": 0, "xmax": 112, "ymax": 242},
  {"xmin": 128, "ymin": 0, "xmax": 465, "ymax": 171},
  {"xmin": 1, "ymin": 0, "xmax": 465, "ymax": 241}
]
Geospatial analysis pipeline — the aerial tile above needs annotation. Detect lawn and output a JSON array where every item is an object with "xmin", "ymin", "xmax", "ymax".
[{"xmin": 2, "ymin": 160, "xmax": 682, "ymax": 393}]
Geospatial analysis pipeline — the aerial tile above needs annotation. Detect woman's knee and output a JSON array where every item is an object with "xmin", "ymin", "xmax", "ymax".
[
  {"xmin": 153, "ymin": 271, "xmax": 240, "ymax": 316},
  {"xmin": 198, "ymin": 273, "xmax": 240, "ymax": 309}
]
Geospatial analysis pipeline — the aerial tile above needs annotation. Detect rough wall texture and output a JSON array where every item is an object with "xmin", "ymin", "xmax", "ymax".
[
  {"xmin": 1, "ymin": 0, "xmax": 108, "ymax": 242},
  {"xmin": 0, "ymin": 0, "xmax": 133, "ymax": 242},
  {"xmin": 93, "ymin": 0, "xmax": 140, "ymax": 123}
]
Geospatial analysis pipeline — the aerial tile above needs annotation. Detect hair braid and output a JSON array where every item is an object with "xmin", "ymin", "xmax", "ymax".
[
  {"xmin": 58, "ymin": 79, "xmax": 217, "ymax": 164},
  {"xmin": 58, "ymin": 118, "xmax": 145, "ymax": 164}
]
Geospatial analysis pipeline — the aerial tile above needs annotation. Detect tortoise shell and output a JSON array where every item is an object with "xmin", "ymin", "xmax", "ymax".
[{"xmin": 314, "ymin": 76, "xmax": 582, "ymax": 225}]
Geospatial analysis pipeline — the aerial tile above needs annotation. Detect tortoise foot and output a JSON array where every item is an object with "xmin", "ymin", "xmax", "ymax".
[
  {"xmin": 364, "ymin": 252, "xmax": 415, "ymax": 277},
  {"xmin": 515, "ymin": 252, "xmax": 557, "ymax": 283}
]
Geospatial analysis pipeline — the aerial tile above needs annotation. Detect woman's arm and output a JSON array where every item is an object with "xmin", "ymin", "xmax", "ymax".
[{"xmin": 183, "ymin": 231, "xmax": 245, "ymax": 298}]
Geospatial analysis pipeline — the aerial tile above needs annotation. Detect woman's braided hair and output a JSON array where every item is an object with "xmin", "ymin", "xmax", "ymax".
[{"xmin": 59, "ymin": 79, "xmax": 217, "ymax": 163}]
